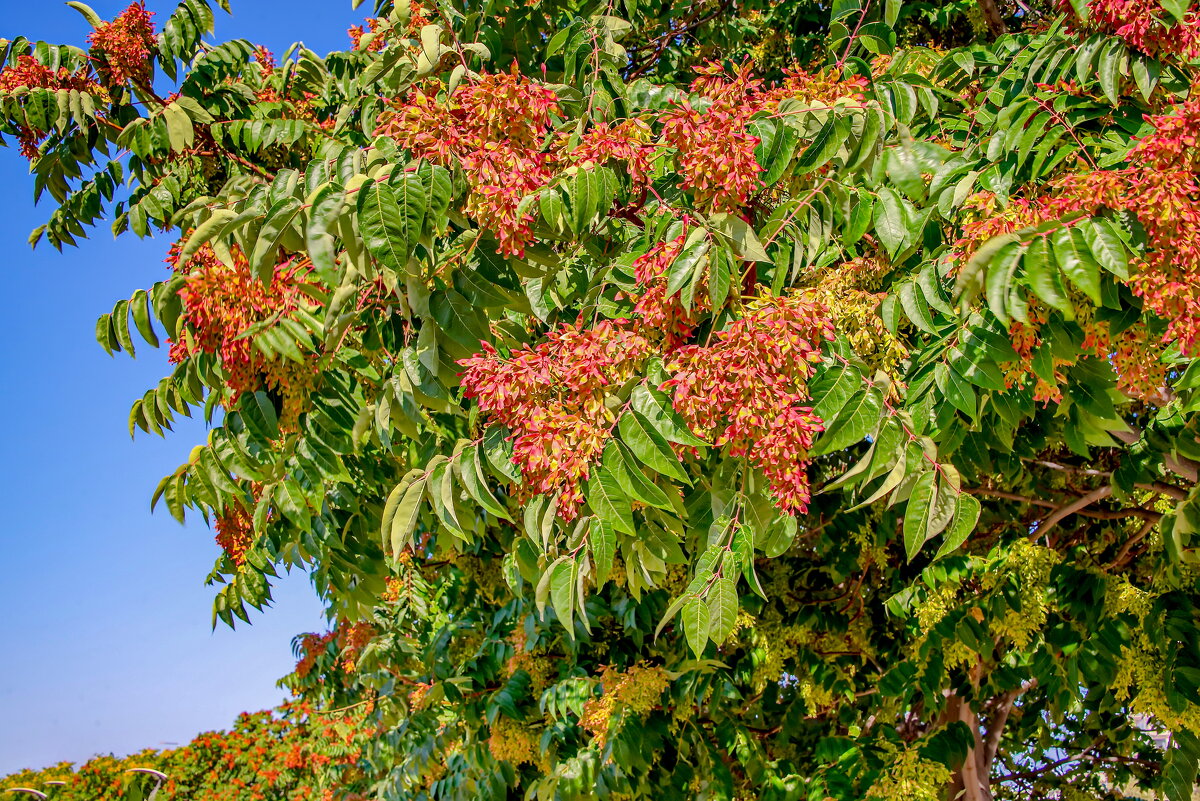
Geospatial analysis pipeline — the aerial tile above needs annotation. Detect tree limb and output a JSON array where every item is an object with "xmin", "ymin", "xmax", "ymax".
[
  {"xmin": 1036, "ymin": 485, "xmax": 1113, "ymax": 538},
  {"xmin": 983, "ymin": 679, "xmax": 1038, "ymax": 768},
  {"xmin": 1109, "ymin": 428, "xmax": 1199, "ymax": 483}
]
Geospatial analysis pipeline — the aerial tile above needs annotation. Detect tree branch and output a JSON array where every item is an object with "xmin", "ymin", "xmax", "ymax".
[
  {"xmin": 1109, "ymin": 428, "xmax": 1199, "ymax": 483},
  {"xmin": 983, "ymin": 679, "xmax": 1037, "ymax": 769},
  {"xmin": 1036, "ymin": 485, "xmax": 1113, "ymax": 538},
  {"xmin": 967, "ymin": 487, "xmax": 1161, "ymax": 522}
]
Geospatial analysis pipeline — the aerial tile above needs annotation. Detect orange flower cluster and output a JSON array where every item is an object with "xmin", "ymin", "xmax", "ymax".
[
  {"xmin": 215, "ymin": 504, "xmax": 254, "ymax": 566},
  {"xmin": 1060, "ymin": 0, "xmax": 1200, "ymax": 59},
  {"xmin": 664, "ymin": 295, "xmax": 834, "ymax": 513},
  {"xmin": 295, "ymin": 621, "xmax": 376, "ymax": 678},
  {"xmin": 167, "ymin": 242, "xmax": 315, "ymax": 425},
  {"xmin": 348, "ymin": 18, "xmax": 388, "ymax": 52},
  {"xmin": 763, "ymin": 66, "xmax": 870, "ymax": 109},
  {"xmin": 87, "ymin": 2, "xmax": 156, "ymax": 87},
  {"xmin": 0, "ymin": 55, "xmax": 101, "ymax": 158},
  {"xmin": 376, "ymin": 65, "xmax": 560, "ymax": 256},
  {"xmin": 460, "ymin": 321, "xmax": 651, "ymax": 519},
  {"xmin": 0, "ymin": 55, "xmax": 98, "ymax": 93}
]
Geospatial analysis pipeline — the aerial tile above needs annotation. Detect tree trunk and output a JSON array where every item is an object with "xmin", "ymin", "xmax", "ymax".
[
  {"xmin": 944, "ymin": 695, "xmax": 995, "ymax": 801},
  {"xmin": 977, "ymin": 0, "xmax": 1008, "ymax": 38}
]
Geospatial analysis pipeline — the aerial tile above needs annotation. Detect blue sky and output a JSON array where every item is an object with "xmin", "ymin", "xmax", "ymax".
[{"xmin": 0, "ymin": 0, "xmax": 366, "ymax": 775}]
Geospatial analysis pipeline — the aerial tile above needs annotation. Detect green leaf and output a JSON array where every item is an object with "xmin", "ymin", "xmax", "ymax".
[
  {"xmin": 590, "ymin": 518, "xmax": 616, "ymax": 586},
  {"xmin": 1096, "ymin": 39, "xmax": 1123, "ymax": 105},
  {"xmin": 384, "ymin": 470, "xmax": 427, "ymax": 559},
  {"xmin": 1052, "ymin": 226, "xmax": 1101, "ymax": 304},
  {"xmin": 631, "ymin": 385, "xmax": 708, "ymax": 447},
  {"xmin": 603, "ymin": 440, "xmax": 673, "ymax": 510},
  {"xmin": 1087, "ymin": 219, "xmax": 1130, "ymax": 279},
  {"xmin": 810, "ymin": 388, "xmax": 883, "ymax": 456},
  {"xmin": 811, "ymin": 366, "xmax": 860, "ymax": 421},
  {"xmin": 1163, "ymin": 728, "xmax": 1200, "ymax": 801},
  {"xmin": 796, "ymin": 116, "xmax": 845, "ymax": 174},
  {"xmin": 934, "ymin": 491, "xmax": 981, "ymax": 560},
  {"xmin": 1021, "ymin": 236, "xmax": 1071, "ymax": 315},
  {"xmin": 982, "ymin": 239, "xmax": 1027, "ymax": 325},
  {"xmin": 585, "ymin": 467, "xmax": 636, "ymax": 534},
  {"xmin": 899, "ymin": 280, "xmax": 936, "ymax": 333},
  {"xmin": 549, "ymin": 556, "xmax": 577, "ymax": 637},
  {"xmin": 666, "ymin": 237, "xmax": 710, "ymax": 302},
  {"xmin": 873, "ymin": 187, "xmax": 912, "ymax": 258},
  {"xmin": 937, "ymin": 363, "xmax": 978, "ymax": 420},
  {"xmin": 358, "ymin": 176, "xmax": 426, "ymax": 271},
  {"xmin": 682, "ymin": 596, "xmax": 711, "ymax": 657},
  {"xmin": 1161, "ymin": 0, "xmax": 1189, "ymax": 21},
  {"xmin": 251, "ymin": 197, "xmax": 302, "ymax": 282},
  {"xmin": 458, "ymin": 444, "xmax": 512, "ymax": 521},
  {"xmin": 241, "ymin": 391, "xmax": 280, "ymax": 441},
  {"xmin": 903, "ymin": 471, "xmax": 937, "ymax": 561},
  {"xmin": 956, "ymin": 233, "xmax": 1020, "ymax": 312},
  {"xmin": 66, "ymin": 1, "xmax": 104, "ymax": 27},
  {"xmin": 431, "ymin": 289, "xmax": 490, "ymax": 351},
  {"xmin": 709, "ymin": 213, "xmax": 770, "ymax": 262},
  {"xmin": 130, "ymin": 289, "xmax": 159, "ymax": 347},
  {"xmin": 618, "ymin": 411, "xmax": 689, "ymax": 483},
  {"xmin": 706, "ymin": 577, "xmax": 738, "ymax": 644},
  {"xmin": 732, "ymin": 525, "xmax": 766, "ymax": 599}
]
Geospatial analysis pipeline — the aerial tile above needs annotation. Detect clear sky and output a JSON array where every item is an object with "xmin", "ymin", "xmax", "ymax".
[{"xmin": 0, "ymin": 0, "xmax": 367, "ymax": 775}]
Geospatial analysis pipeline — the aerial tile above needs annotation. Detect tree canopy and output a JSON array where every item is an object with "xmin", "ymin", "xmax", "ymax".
[{"xmin": 5, "ymin": 0, "xmax": 1200, "ymax": 798}]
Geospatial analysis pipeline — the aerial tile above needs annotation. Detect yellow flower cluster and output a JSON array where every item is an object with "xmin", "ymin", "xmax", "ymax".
[
  {"xmin": 504, "ymin": 628, "xmax": 555, "ymax": 694},
  {"xmin": 487, "ymin": 716, "xmax": 543, "ymax": 768},
  {"xmin": 802, "ymin": 259, "xmax": 909, "ymax": 379},
  {"xmin": 914, "ymin": 584, "xmax": 959, "ymax": 630},
  {"xmin": 864, "ymin": 748, "xmax": 953, "ymax": 801},
  {"xmin": 988, "ymin": 539, "xmax": 1060, "ymax": 648},
  {"xmin": 1107, "ymin": 577, "xmax": 1200, "ymax": 731},
  {"xmin": 580, "ymin": 663, "xmax": 670, "ymax": 749}
]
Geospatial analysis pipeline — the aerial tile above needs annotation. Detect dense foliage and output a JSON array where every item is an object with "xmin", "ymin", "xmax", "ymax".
[
  {"xmin": 0, "ymin": 702, "xmax": 372, "ymax": 800},
  {"xmin": 6, "ymin": 0, "xmax": 1200, "ymax": 798}
]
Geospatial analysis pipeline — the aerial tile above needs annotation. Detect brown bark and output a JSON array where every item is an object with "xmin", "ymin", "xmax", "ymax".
[{"xmin": 976, "ymin": 0, "xmax": 1008, "ymax": 38}]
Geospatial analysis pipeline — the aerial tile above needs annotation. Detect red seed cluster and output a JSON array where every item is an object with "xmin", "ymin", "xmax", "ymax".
[
  {"xmin": 376, "ymin": 64, "xmax": 560, "ymax": 256},
  {"xmin": 628, "ymin": 234, "xmax": 710, "ymax": 348},
  {"xmin": 167, "ymin": 242, "xmax": 314, "ymax": 424},
  {"xmin": 0, "ymin": 55, "xmax": 101, "ymax": 158},
  {"xmin": 295, "ymin": 621, "xmax": 376, "ymax": 678},
  {"xmin": 460, "ymin": 321, "xmax": 651, "ymax": 519},
  {"xmin": 87, "ymin": 1, "xmax": 156, "ymax": 87},
  {"xmin": 348, "ymin": 18, "xmax": 388, "ymax": 52},
  {"xmin": 1061, "ymin": 0, "xmax": 1200, "ymax": 59},
  {"xmin": 664, "ymin": 295, "xmax": 834, "ymax": 513},
  {"xmin": 562, "ymin": 118, "xmax": 657, "ymax": 186},
  {"xmin": 662, "ymin": 66, "xmax": 763, "ymax": 212}
]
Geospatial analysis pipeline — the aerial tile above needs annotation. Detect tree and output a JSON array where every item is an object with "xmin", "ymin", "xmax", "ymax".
[
  {"xmin": 3, "ymin": 0, "xmax": 1200, "ymax": 798},
  {"xmin": 0, "ymin": 701, "xmax": 373, "ymax": 800}
]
